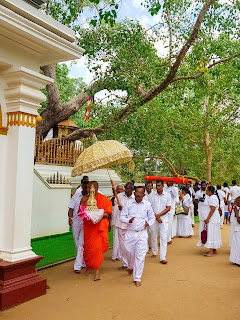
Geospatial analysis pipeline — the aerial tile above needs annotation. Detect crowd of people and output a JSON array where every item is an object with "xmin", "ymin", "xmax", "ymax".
[{"xmin": 68, "ymin": 177, "xmax": 240, "ymax": 287}]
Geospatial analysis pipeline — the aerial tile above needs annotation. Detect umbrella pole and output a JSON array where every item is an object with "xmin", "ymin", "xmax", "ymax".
[{"xmin": 107, "ymin": 169, "xmax": 121, "ymax": 207}]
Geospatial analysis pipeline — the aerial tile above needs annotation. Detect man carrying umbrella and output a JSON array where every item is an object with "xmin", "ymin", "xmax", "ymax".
[{"xmin": 80, "ymin": 181, "xmax": 112, "ymax": 281}]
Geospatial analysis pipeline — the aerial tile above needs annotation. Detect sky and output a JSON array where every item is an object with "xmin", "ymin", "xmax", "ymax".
[{"xmin": 65, "ymin": 0, "xmax": 165, "ymax": 87}]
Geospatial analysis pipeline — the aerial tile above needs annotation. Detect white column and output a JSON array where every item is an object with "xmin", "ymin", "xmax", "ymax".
[{"xmin": 0, "ymin": 67, "xmax": 53, "ymax": 262}]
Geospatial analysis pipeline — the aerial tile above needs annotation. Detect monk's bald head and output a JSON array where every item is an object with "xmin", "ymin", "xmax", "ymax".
[{"xmin": 88, "ymin": 181, "xmax": 99, "ymax": 192}]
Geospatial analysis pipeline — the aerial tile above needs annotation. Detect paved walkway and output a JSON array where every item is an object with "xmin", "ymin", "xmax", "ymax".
[{"xmin": 2, "ymin": 223, "xmax": 240, "ymax": 320}]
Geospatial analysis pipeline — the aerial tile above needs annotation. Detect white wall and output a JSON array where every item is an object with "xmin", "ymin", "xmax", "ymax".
[{"xmin": 31, "ymin": 169, "xmax": 71, "ymax": 238}]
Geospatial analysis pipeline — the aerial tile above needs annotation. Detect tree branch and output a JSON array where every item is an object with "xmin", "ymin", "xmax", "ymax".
[
  {"xmin": 139, "ymin": 0, "xmax": 217, "ymax": 106},
  {"xmin": 164, "ymin": 0, "xmax": 173, "ymax": 68},
  {"xmin": 172, "ymin": 53, "xmax": 240, "ymax": 83},
  {"xmin": 63, "ymin": 125, "xmax": 104, "ymax": 141}
]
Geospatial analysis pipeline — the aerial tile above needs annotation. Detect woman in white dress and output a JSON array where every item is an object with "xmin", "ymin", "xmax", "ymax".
[
  {"xmin": 230, "ymin": 196, "xmax": 240, "ymax": 265},
  {"xmin": 203, "ymin": 186, "xmax": 222, "ymax": 257},
  {"xmin": 177, "ymin": 187, "xmax": 194, "ymax": 237}
]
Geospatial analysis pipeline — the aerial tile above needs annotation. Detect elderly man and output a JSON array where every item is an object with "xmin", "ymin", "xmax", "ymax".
[
  {"xmin": 150, "ymin": 180, "xmax": 171, "ymax": 264},
  {"xmin": 164, "ymin": 179, "xmax": 178, "ymax": 244},
  {"xmin": 111, "ymin": 184, "xmax": 124, "ymax": 261},
  {"xmin": 120, "ymin": 186, "xmax": 155, "ymax": 287},
  {"xmin": 114, "ymin": 182, "xmax": 135, "ymax": 270},
  {"xmin": 68, "ymin": 180, "xmax": 88, "ymax": 273},
  {"xmin": 80, "ymin": 181, "xmax": 112, "ymax": 281}
]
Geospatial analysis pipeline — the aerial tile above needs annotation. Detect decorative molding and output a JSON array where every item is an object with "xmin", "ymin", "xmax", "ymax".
[
  {"xmin": 3, "ymin": 67, "xmax": 53, "ymax": 115},
  {"xmin": 7, "ymin": 111, "xmax": 37, "ymax": 128},
  {"xmin": 0, "ymin": 105, "xmax": 8, "ymax": 135}
]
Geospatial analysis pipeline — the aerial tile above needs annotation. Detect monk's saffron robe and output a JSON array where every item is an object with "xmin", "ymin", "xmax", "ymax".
[{"xmin": 83, "ymin": 193, "xmax": 112, "ymax": 269}]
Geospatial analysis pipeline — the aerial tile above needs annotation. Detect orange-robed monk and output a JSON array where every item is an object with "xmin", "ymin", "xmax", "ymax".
[{"xmin": 80, "ymin": 181, "xmax": 112, "ymax": 281}]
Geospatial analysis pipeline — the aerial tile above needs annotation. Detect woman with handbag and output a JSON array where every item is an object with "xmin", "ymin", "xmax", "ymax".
[
  {"xmin": 177, "ymin": 187, "xmax": 194, "ymax": 237},
  {"xmin": 203, "ymin": 186, "xmax": 222, "ymax": 257}
]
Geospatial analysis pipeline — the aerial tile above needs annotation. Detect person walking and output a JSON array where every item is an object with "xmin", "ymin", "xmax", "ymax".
[
  {"xmin": 111, "ymin": 184, "xmax": 124, "ymax": 261},
  {"xmin": 120, "ymin": 186, "xmax": 155, "ymax": 287},
  {"xmin": 114, "ymin": 182, "xmax": 135, "ymax": 270},
  {"xmin": 68, "ymin": 180, "xmax": 88, "ymax": 273},
  {"xmin": 164, "ymin": 179, "xmax": 178, "ymax": 244},
  {"xmin": 150, "ymin": 180, "xmax": 171, "ymax": 264}
]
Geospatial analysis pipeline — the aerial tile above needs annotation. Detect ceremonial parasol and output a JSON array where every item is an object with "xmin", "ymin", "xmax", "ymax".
[{"xmin": 71, "ymin": 135, "xmax": 133, "ymax": 205}]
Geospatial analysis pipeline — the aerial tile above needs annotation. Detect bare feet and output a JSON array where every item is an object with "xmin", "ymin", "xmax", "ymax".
[
  {"xmin": 111, "ymin": 259, "xmax": 116, "ymax": 262},
  {"xmin": 74, "ymin": 270, "xmax": 81, "ymax": 274},
  {"xmin": 203, "ymin": 253, "xmax": 214, "ymax": 257},
  {"xmin": 151, "ymin": 255, "xmax": 157, "ymax": 258},
  {"xmin": 167, "ymin": 241, "xmax": 172, "ymax": 245},
  {"xmin": 94, "ymin": 269, "xmax": 100, "ymax": 281},
  {"xmin": 160, "ymin": 260, "xmax": 168, "ymax": 264},
  {"xmin": 85, "ymin": 269, "xmax": 90, "ymax": 276},
  {"xmin": 118, "ymin": 266, "xmax": 128, "ymax": 270},
  {"xmin": 135, "ymin": 281, "xmax": 142, "ymax": 287},
  {"xmin": 213, "ymin": 249, "xmax": 217, "ymax": 254},
  {"xmin": 187, "ymin": 235, "xmax": 192, "ymax": 238},
  {"xmin": 128, "ymin": 269, "xmax": 133, "ymax": 276}
]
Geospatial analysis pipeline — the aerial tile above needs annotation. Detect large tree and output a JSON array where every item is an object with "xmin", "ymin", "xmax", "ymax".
[{"xmin": 37, "ymin": 0, "xmax": 240, "ymax": 141}]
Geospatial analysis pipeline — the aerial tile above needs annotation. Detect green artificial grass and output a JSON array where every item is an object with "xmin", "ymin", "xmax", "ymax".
[
  {"xmin": 32, "ymin": 228, "xmax": 113, "ymax": 268},
  {"xmin": 32, "ymin": 217, "xmax": 199, "ymax": 268},
  {"xmin": 194, "ymin": 216, "xmax": 199, "ymax": 223}
]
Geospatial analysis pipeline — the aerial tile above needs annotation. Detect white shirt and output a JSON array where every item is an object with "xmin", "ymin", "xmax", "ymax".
[
  {"xmin": 195, "ymin": 189, "xmax": 209, "ymax": 221},
  {"xmin": 216, "ymin": 189, "xmax": 225, "ymax": 208},
  {"xmin": 114, "ymin": 192, "xmax": 135, "ymax": 229},
  {"xmin": 68, "ymin": 192, "xmax": 83, "ymax": 227},
  {"xmin": 120, "ymin": 198, "xmax": 155, "ymax": 231},
  {"xmin": 150, "ymin": 190, "xmax": 171, "ymax": 223},
  {"xmin": 230, "ymin": 185, "xmax": 240, "ymax": 203},
  {"xmin": 223, "ymin": 187, "xmax": 230, "ymax": 199},
  {"xmin": 208, "ymin": 195, "xmax": 220, "ymax": 223},
  {"xmin": 164, "ymin": 186, "xmax": 178, "ymax": 209},
  {"xmin": 144, "ymin": 190, "xmax": 153, "ymax": 203}
]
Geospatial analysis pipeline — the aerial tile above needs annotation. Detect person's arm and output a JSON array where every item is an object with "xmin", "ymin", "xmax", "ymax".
[
  {"xmin": 233, "ymin": 202, "xmax": 240, "ymax": 224},
  {"xmin": 120, "ymin": 203, "xmax": 133, "ymax": 224},
  {"xmin": 68, "ymin": 208, "xmax": 73, "ymax": 226},
  {"xmin": 155, "ymin": 206, "xmax": 171, "ymax": 219},
  {"xmin": 146, "ymin": 204, "xmax": 156, "ymax": 228}
]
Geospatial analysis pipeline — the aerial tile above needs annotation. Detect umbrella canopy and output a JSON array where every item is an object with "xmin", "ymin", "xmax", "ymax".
[{"xmin": 71, "ymin": 139, "xmax": 133, "ymax": 177}]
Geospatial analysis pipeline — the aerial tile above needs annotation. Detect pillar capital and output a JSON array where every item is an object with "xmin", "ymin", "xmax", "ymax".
[{"xmin": 3, "ymin": 66, "xmax": 53, "ymax": 115}]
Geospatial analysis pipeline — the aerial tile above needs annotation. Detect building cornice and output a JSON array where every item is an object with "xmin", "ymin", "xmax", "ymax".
[{"xmin": 0, "ymin": 5, "xmax": 84, "ymax": 65}]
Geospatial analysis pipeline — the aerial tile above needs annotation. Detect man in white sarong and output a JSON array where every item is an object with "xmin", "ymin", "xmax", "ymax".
[
  {"xmin": 68, "ymin": 181, "xmax": 88, "ymax": 273},
  {"xmin": 195, "ymin": 181, "xmax": 209, "ymax": 247},
  {"xmin": 144, "ymin": 181, "xmax": 153, "ymax": 250},
  {"xmin": 111, "ymin": 184, "xmax": 124, "ymax": 261},
  {"xmin": 150, "ymin": 179, "xmax": 171, "ymax": 264},
  {"xmin": 229, "ymin": 180, "xmax": 240, "ymax": 246},
  {"xmin": 164, "ymin": 179, "xmax": 178, "ymax": 245},
  {"xmin": 120, "ymin": 186, "xmax": 155, "ymax": 287},
  {"xmin": 230, "ymin": 196, "xmax": 240, "ymax": 265},
  {"xmin": 114, "ymin": 182, "xmax": 135, "ymax": 270},
  {"xmin": 187, "ymin": 182, "xmax": 195, "ymax": 227}
]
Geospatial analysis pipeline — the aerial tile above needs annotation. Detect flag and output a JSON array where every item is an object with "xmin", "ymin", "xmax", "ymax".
[{"xmin": 84, "ymin": 94, "xmax": 94, "ymax": 122}]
